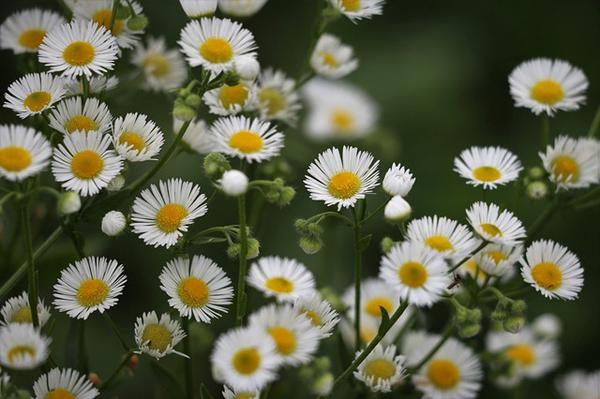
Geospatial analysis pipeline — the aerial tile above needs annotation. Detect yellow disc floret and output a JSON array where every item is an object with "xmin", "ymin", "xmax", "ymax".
[
  {"xmin": 76, "ymin": 278, "xmax": 109, "ymax": 307},
  {"xmin": 199, "ymin": 38, "xmax": 233, "ymax": 64},
  {"xmin": 143, "ymin": 53, "xmax": 171, "ymax": 77},
  {"xmin": 327, "ymin": 171, "xmax": 360, "ymax": 199},
  {"xmin": 427, "ymin": 359, "xmax": 461, "ymax": 390},
  {"xmin": 531, "ymin": 261, "xmax": 562, "ymax": 291},
  {"xmin": 232, "ymin": 348, "xmax": 261, "ymax": 375},
  {"xmin": 265, "ymin": 277, "xmax": 294, "ymax": 293},
  {"xmin": 70, "ymin": 150, "xmax": 104, "ymax": 179},
  {"xmin": 268, "ymin": 326, "xmax": 296, "ymax": 355},
  {"xmin": 155, "ymin": 203, "xmax": 188, "ymax": 233},
  {"xmin": 46, "ymin": 388, "xmax": 76, "ymax": 399},
  {"xmin": 228, "ymin": 130, "xmax": 264, "ymax": 154},
  {"xmin": 119, "ymin": 132, "xmax": 146, "ymax": 153},
  {"xmin": 93, "ymin": 9, "xmax": 124, "ymax": 36},
  {"xmin": 24, "ymin": 91, "xmax": 52, "ymax": 112},
  {"xmin": 480, "ymin": 223, "xmax": 502, "ymax": 237},
  {"xmin": 63, "ymin": 41, "xmax": 95, "ymax": 66},
  {"xmin": 551, "ymin": 156, "xmax": 579, "ymax": 183},
  {"xmin": 258, "ymin": 88, "xmax": 286, "ymax": 116},
  {"xmin": 177, "ymin": 277, "xmax": 209, "ymax": 308},
  {"xmin": 65, "ymin": 115, "xmax": 98, "ymax": 133},
  {"xmin": 0, "ymin": 146, "xmax": 32, "ymax": 172},
  {"xmin": 141, "ymin": 323, "xmax": 173, "ymax": 353},
  {"xmin": 425, "ymin": 235, "xmax": 454, "ymax": 252},
  {"xmin": 398, "ymin": 261, "xmax": 428, "ymax": 288},
  {"xmin": 473, "ymin": 166, "xmax": 502, "ymax": 182},
  {"xmin": 18, "ymin": 29, "xmax": 46, "ymax": 49},
  {"xmin": 219, "ymin": 84, "xmax": 249, "ymax": 109},
  {"xmin": 531, "ymin": 79, "xmax": 564, "ymax": 105},
  {"xmin": 364, "ymin": 359, "xmax": 396, "ymax": 380},
  {"xmin": 506, "ymin": 344, "xmax": 535, "ymax": 366},
  {"xmin": 10, "ymin": 307, "xmax": 33, "ymax": 324},
  {"xmin": 364, "ymin": 297, "xmax": 393, "ymax": 318}
]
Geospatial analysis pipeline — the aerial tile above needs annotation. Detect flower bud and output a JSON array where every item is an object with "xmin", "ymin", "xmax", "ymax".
[
  {"xmin": 234, "ymin": 55, "xmax": 260, "ymax": 81},
  {"xmin": 532, "ymin": 313, "xmax": 561, "ymax": 340},
  {"xmin": 203, "ymin": 152, "xmax": 231, "ymax": 179},
  {"xmin": 510, "ymin": 299, "xmax": 526, "ymax": 314},
  {"xmin": 226, "ymin": 243, "xmax": 241, "ymax": 259},
  {"xmin": 101, "ymin": 211, "xmax": 127, "ymax": 236},
  {"xmin": 173, "ymin": 104, "xmax": 196, "ymax": 121},
  {"xmin": 278, "ymin": 186, "xmax": 296, "ymax": 206},
  {"xmin": 526, "ymin": 181, "xmax": 548, "ymax": 200},
  {"xmin": 106, "ymin": 174, "xmax": 126, "ymax": 192},
  {"xmin": 314, "ymin": 356, "xmax": 331, "ymax": 371},
  {"xmin": 312, "ymin": 372, "xmax": 334, "ymax": 396},
  {"xmin": 127, "ymin": 354, "xmax": 140, "ymax": 370},
  {"xmin": 126, "ymin": 15, "xmax": 148, "ymax": 31},
  {"xmin": 220, "ymin": 169, "xmax": 249, "ymax": 196},
  {"xmin": 88, "ymin": 372, "xmax": 102, "ymax": 386},
  {"xmin": 528, "ymin": 166, "xmax": 545, "ymax": 180},
  {"xmin": 458, "ymin": 322, "xmax": 481, "ymax": 338},
  {"xmin": 299, "ymin": 236, "xmax": 323, "ymax": 255},
  {"xmin": 503, "ymin": 316, "xmax": 525, "ymax": 333},
  {"xmin": 383, "ymin": 163, "xmax": 415, "ymax": 197},
  {"xmin": 58, "ymin": 191, "xmax": 81, "ymax": 215},
  {"xmin": 384, "ymin": 195, "xmax": 411, "ymax": 222},
  {"xmin": 179, "ymin": 0, "xmax": 218, "ymax": 18},
  {"xmin": 247, "ymin": 238, "xmax": 260, "ymax": 259},
  {"xmin": 380, "ymin": 237, "xmax": 395, "ymax": 253},
  {"xmin": 184, "ymin": 93, "xmax": 202, "ymax": 107}
]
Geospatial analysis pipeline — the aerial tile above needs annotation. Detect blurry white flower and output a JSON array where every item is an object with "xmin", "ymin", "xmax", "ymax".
[
  {"xmin": 0, "ymin": 8, "xmax": 65, "ymax": 53},
  {"xmin": 540, "ymin": 135, "xmax": 600, "ymax": 190},
  {"xmin": 132, "ymin": 37, "xmax": 188, "ymax": 92},
  {"xmin": 218, "ymin": 0, "xmax": 269, "ymax": 17},
  {"xmin": 179, "ymin": 0, "xmax": 218, "ymax": 17},
  {"xmin": 532, "ymin": 313, "xmax": 562, "ymax": 340},
  {"xmin": 58, "ymin": 191, "xmax": 82, "ymax": 215},
  {"xmin": 383, "ymin": 163, "xmax": 415, "ymax": 197},
  {"xmin": 220, "ymin": 169, "xmax": 249, "ymax": 196},
  {"xmin": 234, "ymin": 55, "xmax": 260, "ymax": 81},
  {"xmin": 310, "ymin": 34, "xmax": 358, "ymax": 79}
]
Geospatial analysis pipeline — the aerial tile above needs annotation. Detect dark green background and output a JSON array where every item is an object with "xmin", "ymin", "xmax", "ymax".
[{"xmin": 0, "ymin": 0, "xmax": 598, "ymax": 398}]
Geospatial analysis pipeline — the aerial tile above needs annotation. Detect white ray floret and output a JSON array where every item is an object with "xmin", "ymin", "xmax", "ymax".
[
  {"xmin": 0, "ymin": 8, "xmax": 66, "ymax": 53},
  {"xmin": 454, "ymin": 146, "xmax": 523, "ymax": 189},
  {"xmin": 247, "ymin": 256, "xmax": 316, "ymax": 302},
  {"xmin": 0, "ymin": 291, "xmax": 51, "ymax": 327},
  {"xmin": 48, "ymin": 96, "xmax": 113, "ymax": 135},
  {"xmin": 33, "ymin": 367, "xmax": 99, "ymax": 399},
  {"xmin": 555, "ymin": 369, "xmax": 600, "ymax": 399},
  {"xmin": 329, "ymin": 0, "xmax": 385, "ymax": 22},
  {"xmin": 540, "ymin": 135, "xmax": 600, "ymax": 190},
  {"xmin": 383, "ymin": 163, "xmax": 415, "ymax": 197},
  {"xmin": 0, "ymin": 124, "xmax": 52, "ymax": 182},
  {"xmin": 112, "ymin": 113, "xmax": 164, "ymax": 162},
  {"xmin": 466, "ymin": 202, "xmax": 526, "ymax": 246},
  {"xmin": 354, "ymin": 344, "xmax": 406, "ymax": 393},
  {"xmin": 134, "ymin": 311, "xmax": 187, "ymax": 359},
  {"xmin": 293, "ymin": 293, "xmax": 340, "ymax": 338},
  {"xmin": 0, "ymin": 323, "xmax": 50, "ymax": 370},
  {"xmin": 311, "ymin": 33, "xmax": 358, "ymax": 79},
  {"xmin": 131, "ymin": 37, "xmax": 188, "ymax": 92},
  {"xmin": 62, "ymin": 75, "xmax": 119, "ymax": 96},
  {"xmin": 4, "ymin": 72, "xmax": 66, "ymax": 118}
]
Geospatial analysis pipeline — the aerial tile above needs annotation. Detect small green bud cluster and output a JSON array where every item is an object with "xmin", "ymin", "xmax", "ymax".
[
  {"xmin": 295, "ymin": 218, "xmax": 324, "ymax": 255},
  {"xmin": 451, "ymin": 299, "xmax": 482, "ymax": 338},
  {"xmin": 263, "ymin": 178, "xmax": 296, "ymax": 207},
  {"xmin": 491, "ymin": 297, "xmax": 527, "ymax": 333},
  {"xmin": 380, "ymin": 236, "xmax": 398, "ymax": 253},
  {"xmin": 523, "ymin": 166, "xmax": 549, "ymax": 200},
  {"xmin": 203, "ymin": 153, "xmax": 231, "ymax": 180},
  {"xmin": 227, "ymin": 236, "xmax": 260, "ymax": 260}
]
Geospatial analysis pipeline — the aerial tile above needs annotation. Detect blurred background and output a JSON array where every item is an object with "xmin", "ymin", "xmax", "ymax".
[{"xmin": 0, "ymin": 0, "xmax": 598, "ymax": 398}]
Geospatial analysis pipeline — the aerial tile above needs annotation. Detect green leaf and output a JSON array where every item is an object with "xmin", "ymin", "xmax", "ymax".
[
  {"xmin": 190, "ymin": 236, "xmax": 228, "ymax": 245},
  {"xmin": 378, "ymin": 306, "xmax": 390, "ymax": 335}
]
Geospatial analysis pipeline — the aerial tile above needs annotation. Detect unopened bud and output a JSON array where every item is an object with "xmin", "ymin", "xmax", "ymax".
[
  {"xmin": 106, "ymin": 174, "xmax": 126, "ymax": 192},
  {"xmin": 126, "ymin": 15, "xmax": 148, "ymax": 31},
  {"xmin": 226, "ymin": 243, "xmax": 240, "ymax": 259},
  {"xmin": 185, "ymin": 93, "xmax": 202, "ymax": 107},
  {"xmin": 527, "ymin": 181, "xmax": 548, "ymax": 200},
  {"xmin": 220, "ymin": 169, "xmax": 248, "ymax": 196},
  {"xmin": 299, "ymin": 236, "xmax": 323, "ymax": 255},
  {"xmin": 381, "ymin": 237, "xmax": 395, "ymax": 253},
  {"xmin": 532, "ymin": 313, "xmax": 561, "ymax": 340},
  {"xmin": 58, "ymin": 191, "xmax": 81, "ymax": 215},
  {"xmin": 278, "ymin": 186, "xmax": 296, "ymax": 206},
  {"xmin": 115, "ymin": 4, "xmax": 131, "ymax": 18},
  {"xmin": 458, "ymin": 322, "xmax": 481, "ymax": 338},
  {"xmin": 127, "ymin": 354, "xmax": 140, "ymax": 370},
  {"xmin": 203, "ymin": 152, "xmax": 231, "ymax": 179},
  {"xmin": 173, "ymin": 104, "xmax": 196, "ymax": 121},
  {"xmin": 312, "ymin": 372, "xmax": 334, "ymax": 396},
  {"xmin": 503, "ymin": 316, "xmax": 525, "ymax": 333},
  {"xmin": 101, "ymin": 210, "xmax": 127, "ymax": 236},
  {"xmin": 233, "ymin": 55, "xmax": 260, "ymax": 81},
  {"xmin": 88, "ymin": 372, "xmax": 102, "ymax": 386},
  {"xmin": 528, "ymin": 166, "xmax": 545, "ymax": 180},
  {"xmin": 247, "ymin": 238, "xmax": 260, "ymax": 259},
  {"xmin": 384, "ymin": 196, "xmax": 411, "ymax": 223}
]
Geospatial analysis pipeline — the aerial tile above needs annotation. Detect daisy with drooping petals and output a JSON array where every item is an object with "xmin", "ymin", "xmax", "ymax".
[
  {"xmin": 466, "ymin": 202, "xmax": 526, "ymax": 246},
  {"xmin": 520, "ymin": 239, "xmax": 583, "ymax": 300},
  {"xmin": 383, "ymin": 163, "xmax": 415, "ymax": 197},
  {"xmin": 211, "ymin": 116, "xmax": 284, "ymax": 163},
  {"xmin": 218, "ymin": 0, "xmax": 269, "ymax": 17},
  {"xmin": 38, "ymin": 19, "xmax": 119, "ymax": 77},
  {"xmin": 540, "ymin": 135, "xmax": 600, "ymax": 190},
  {"xmin": 509, "ymin": 58, "xmax": 588, "ymax": 116},
  {"xmin": 48, "ymin": 96, "xmax": 112, "ymax": 135},
  {"xmin": 353, "ymin": 344, "xmax": 406, "ymax": 393},
  {"xmin": 556, "ymin": 370, "xmax": 600, "ymax": 399},
  {"xmin": 222, "ymin": 385, "xmax": 260, "ymax": 399},
  {"xmin": 0, "ymin": 124, "xmax": 52, "ymax": 182},
  {"xmin": 203, "ymin": 82, "xmax": 255, "ymax": 116},
  {"xmin": 454, "ymin": 146, "xmax": 523, "ymax": 190},
  {"xmin": 249, "ymin": 303, "xmax": 320, "ymax": 366},
  {"xmin": 0, "ymin": 323, "xmax": 50, "ymax": 370},
  {"xmin": 475, "ymin": 243, "xmax": 522, "ymax": 277},
  {"xmin": 379, "ymin": 241, "xmax": 450, "ymax": 307},
  {"xmin": 134, "ymin": 311, "xmax": 187, "ymax": 359},
  {"xmin": 131, "ymin": 37, "xmax": 188, "ymax": 92},
  {"xmin": 63, "ymin": 75, "xmax": 119, "ymax": 96},
  {"xmin": 4, "ymin": 72, "xmax": 66, "ymax": 118},
  {"xmin": 305, "ymin": 146, "xmax": 379, "ymax": 210},
  {"xmin": 0, "ymin": 9, "xmax": 65, "ymax": 53},
  {"xmin": 112, "ymin": 113, "xmax": 164, "ymax": 162},
  {"xmin": 131, "ymin": 178, "xmax": 208, "ymax": 248},
  {"xmin": 53, "ymin": 256, "xmax": 126, "ymax": 320},
  {"xmin": 211, "ymin": 327, "xmax": 281, "ymax": 392},
  {"xmin": 33, "ymin": 368, "xmax": 99, "ymax": 399},
  {"xmin": 51, "ymin": 131, "xmax": 123, "ymax": 197},
  {"xmin": 159, "ymin": 255, "xmax": 233, "ymax": 323},
  {"xmin": 293, "ymin": 293, "xmax": 340, "ymax": 338},
  {"xmin": 310, "ymin": 34, "xmax": 358, "ymax": 79},
  {"xmin": 0, "ymin": 291, "xmax": 51, "ymax": 327},
  {"xmin": 178, "ymin": 17, "xmax": 257, "ymax": 74},
  {"xmin": 247, "ymin": 256, "xmax": 316, "ymax": 302},
  {"xmin": 330, "ymin": 0, "xmax": 385, "ymax": 22},
  {"xmin": 254, "ymin": 68, "xmax": 302, "ymax": 125},
  {"xmin": 179, "ymin": 0, "xmax": 218, "ymax": 18},
  {"xmin": 175, "ymin": 117, "xmax": 214, "ymax": 154}
]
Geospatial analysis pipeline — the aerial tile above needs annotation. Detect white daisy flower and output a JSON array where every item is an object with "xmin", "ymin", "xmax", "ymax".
[
  {"xmin": 33, "ymin": 368, "xmax": 99, "ymax": 399},
  {"xmin": 53, "ymin": 256, "xmax": 126, "ymax": 320},
  {"xmin": 0, "ymin": 291, "xmax": 51, "ymax": 327},
  {"xmin": 0, "ymin": 9, "xmax": 66, "ymax": 53},
  {"xmin": 101, "ymin": 210, "xmax": 127, "ymax": 236},
  {"xmin": 509, "ymin": 58, "xmax": 588, "ymax": 116},
  {"xmin": 329, "ymin": 0, "xmax": 385, "ymax": 22},
  {"xmin": 0, "ymin": 124, "xmax": 52, "ymax": 182},
  {"xmin": 112, "ymin": 113, "xmax": 164, "ymax": 162},
  {"xmin": 310, "ymin": 34, "xmax": 358, "ymax": 79},
  {"xmin": 131, "ymin": 178, "xmax": 208, "ymax": 248},
  {"xmin": 178, "ymin": 17, "xmax": 257, "ymax": 74},
  {"xmin": 520, "ymin": 239, "xmax": 583, "ymax": 300},
  {"xmin": 159, "ymin": 255, "xmax": 233, "ymax": 323},
  {"xmin": 383, "ymin": 163, "xmax": 415, "ymax": 197},
  {"xmin": 210, "ymin": 116, "xmax": 284, "ymax": 163},
  {"xmin": 531, "ymin": 313, "xmax": 562, "ymax": 340},
  {"xmin": 354, "ymin": 344, "xmax": 406, "ymax": 393},
  {"xmin": 51, "ymin": 131, "xmax": 123, "ymax": 197},
  {"xmin": 175, "ymin": 117, "xmax": 214, "ymax": 154},
  {"xmin": 303, "ymin": 79, "xmax": 378, "ymax": 140},
  {"xmin": 254, "ymin": 68, "xmax": 301, "ymax": 125},
  {"xmin": 454, "ymin": 146, "xmax": 523, "ymax": 190},
  {"xmin": 410, "ymin": 336, "xmax": 483, "ymax": 399},
  {"xmin": 134, "ymin": 311, "xmax": 187, "ymax": 359},
  {"xmin": 379, "ymin": 241, "xmax": 450, "ymax": 307},
  {"xmin": 466, "ymin": 202, "xmax": 526, "ymax": 246},
  {"xmin": 487, "ymin": 328, "xmax": 559, "ymax": 380},
  {"xmin": 247, "ymin": 256, "xmax": 316, "ymax": 302},
  {"xmin": 211, "ymin": 327, "xmax": 281, "ymax": 392},
  {"xmin": 48, "ymin": 96, "xmax": 112, "ymax": 135},
  {"xmin": 401, "ymin": 330, "xmax": 438, "ymax": 366},
  {"xmin": 131, "ymin": 37, "xmax": 188, "ymax": 92},
  {"xmin": 556, "ymin": 370, "xmax": 600, "ymax": 399},
  {"xmin": 218, "ymin": 0, "xmax": 269, "ymax": 17},
  {"xmin": 222, "ymin": 385, "xmax": 260, "ymax": 399},
  {"xmin": 180, "ymin": 0, "xmax": 218, "ymax": 17},
  {"xmin": 474, "ymin": 243, "xmax": 522, "ymax": 277},
  {"xmin": 249, "ymin": 303, "xmax": 320, "ymax": 366},
  {"xmin": 38, "ymin": 19, "xmax": 119, "ymax": 78},
  {"xmin": 62, "ymin": 75, "xmax": 119, "ymax": 96},
  {"xmin": 3, "ymin": 72, "xmax": 66, "ymax": 119},
  {"xmin": 540, "ymin": 135, "xmax": 600, "ymax": 190},
  {"xmin": 304, "ymin": 146, "xmax": 379, "ymax": 210},
  {"xmin": 73, "ymin": 0, "xmax": 144, "ymax": 49},
  {"xmin": 293, "ymin": 293, "xmax": 340, "ymax": 338},
  {"xmin": 203, "ymin": 82, "xmax": 255, "ymax": 116},
  {"xmin": 0, "ymin": 323, "xmax": 50, "ymax": 370},
  {"xmin": 342, "ymin": 278, "xmax": 400, "ymax": 323}
]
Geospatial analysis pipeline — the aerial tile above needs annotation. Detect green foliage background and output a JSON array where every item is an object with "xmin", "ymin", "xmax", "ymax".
[{"xmin": 0, "ymin": 0, "xmax": 598, "ymax": 398}]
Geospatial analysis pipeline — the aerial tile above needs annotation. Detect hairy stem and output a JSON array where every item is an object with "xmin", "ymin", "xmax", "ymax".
[
  {"xmin": 351, "ymin": 207, "xmax": 363, "ymax": 352},
  {"xmin": 183, "ymin": 318, "xmax": 195, "ymax": 399},
  {"xmin": 22, "ymin": 203, "xmax": 39, "ymax": 327},
  {"xmin": 235, "ymin": 192, "xmax": 248, "ymax": 326},
  {"xmin": 409, "ymin": 322, "xmax": 455, "ymax": 372},
  {"xmin": 587, "ymin": 105, "xmax": 600, "ymax": 137}
]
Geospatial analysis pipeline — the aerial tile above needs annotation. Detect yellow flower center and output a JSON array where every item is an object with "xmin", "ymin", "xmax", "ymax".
[
  {"xmin": 24, "ymin": 91, "xmax": 52, "ymax": 112},
  {"xmin": 0, "ymin": 146, "xmax": 32, "ymax": 172},
  {"xmin": 425, "ymin": 235, "xmax": 454, "ymax": 252},
  {"xmin": 321, "ymin": 52, "xmax": 338, "ymax": 67},
  {"xmin": 327, "ymin": 171, "xmax": 360, "ymax": 199},
  {"xmin": 234, "ymin": 394, "xmax": 255, "ymax": 399},
  {"xmin": 177, "ymin": 276, "xmax": 209, "ymax": 308},
  {"xmin": 341, "ymin": 0, "xmax": 361, "ymax": 12},
  {"xmin": 360, "ymin": 326, "xmax": 376, "ymax": 344},
  {"xmin": 141, "ymin": 323, "xmax": 172, "ymax": 352},
  {"xmin": 427, "ymin": 359, "xmax": 461, "ymax": 390},
  {"xmin": 551, "ymin": 156, "xmax": 579, "ymax": 183},
  {"xmin": 18, "ymin": 29, "xmax": 46, "ymax": 49},
  {"xmin": 364, "ymin": 358, "xmax": 396, "ymax": 380},
  {"xmin": 219, "ymin": 84, "xmax": 249, "ymax": 109},
  {"xmin": 398, "ymin": 261, "xmax": 428, "ymax": 288},
  {"xmin": 531, "ymin": 261, "xmax": 562, "ymax": 291},
  {"xmin": 71, "ymin": 150, "xmax": 104, "ymax": 179},
  {"xmin": 258, "ymin": 88, "xmax": 286, "ymax": 116},
  {"xmin": 143, "ymin": 53, "xmax": 171, "ymax": 77},
  {"xmin": 10, "ymin": 307, "xmax": 33, "ymax": 324},
  {"xmin": 364, "ymin": 297, "xmax": 393, "ymax": 318},
  {"xmin": 76, "ymin": 278, "xmax": 109, "ymax": 307},
  {"xmin": 93, "ymin": 9, "xmax": 124, "ymax": 36},
  {"xmin": 268, "ymin": 326, "xmax": 296, "ymax": 355},
  {"xmin": 155, "ymin": 203, "xmax": 188, "ymax": 233},
  {"xmin": 485, "ymin": 250, "xmax": 507, "ymax": 265},
  {"xmin": 46, "ymin": 388, "xmax": 76, "ymax": 399},
  {"xmin": 119, "ymin": 131, "xmax": 146, "ymax": 153},
  {"xmin": 7, "ymin": 345, "xmax": 35, "ymax": 364},
  {"xmin": 530, "ymin": 79, "xmax": 564, "ymax": 105},
  {"xmin": 480, "ymin": 223, "xmax": 502, "ymax": 237},
  {"xmin": 228, "ymin": 130, "xmax": 264, "ymax": 154},
  {"xmin": 302, "ymin": 309, "xmax": 322, "ymax": 326},
  {"xmin": 506, "ymin": 344, "xmax": 535, "ymax": 366},
  {"xmin": 65, "ymin": 115, "xmax": 98, "ymax": 133},
  {"xmin": 199, "ymin": 37, "xmax": 233, "ymax": 64},
  {"xmin": 331, "ymin": 110, "xmax": 354, "ymax": 132},
  {"xmin": 464, "ymin": 259, "xmax": 487, "ymax": 280},
  {"xmin": 63, "ymin": 41, "xmax": 96, "ymax": 66},
  {"xmin": 232, "ymin": 348, "xmax": 261, "ymax": 375},
  {"xmin": 472, "ymin": 166, "xmax": 502, "ymax": 182},
  {"xmin": 265, "ymin": 277, "xmax": 294, "ymax": 293}
]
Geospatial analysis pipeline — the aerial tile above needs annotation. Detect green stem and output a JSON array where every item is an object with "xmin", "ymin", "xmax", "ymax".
[
  {"xmin": 0, "ymin": 192, "xmax": 17, "ymax": 209},
  {"xmin": 308, "ymin": 211, "xmax": 352, "ymax": 226},
  {"xmin": 183, "ymin": 318, "xmax": 195, "ymax": 399},
  {"xmin": 235, "ymin": 192, "xmax": 248, "ymax": 326},
  {"xmin": 22, "ymin": 203, "xmax": 39, "ymax": 327},
  {"xmin": 81, "ymin": 74, "xmax": 90, "ymax": 99},
  {"xmin": 409, "ymin": 322, "xmax": 455, "ymax": 372},
  {"xmin": 447, "ymin": 241, "xmax": 487, "ymax": 274},
  {"xmin": 360, "ymin": 200, "xmax": 387, "ymax": 224},
  {"xmin": 78, "ymin": 320, "xmax": 88, "ymax": 373},
  {"xmin": 109, "ymin": 0, "xmax": 119, "ymax": 33},
  {"xmin": 103, "ymin": 312, "xmax": 131, "ymax": 351},
  {"xmin": 100, "ymin": 350, "xmax": 134, "ymax": 390},
  {"xmin": 587, "ymin": 105, "xmax": 600, "ymax": 137},
  {"xmin": 527, "ymin": 198, "xmax": 559, "ymax": 240},
  {"xmin": 541, "ymin": 114, "xmax": 550, "ymax": 147},
  {"xmin": 351, "ymin": 207, "xmax": 362, "ymax": 352}
]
